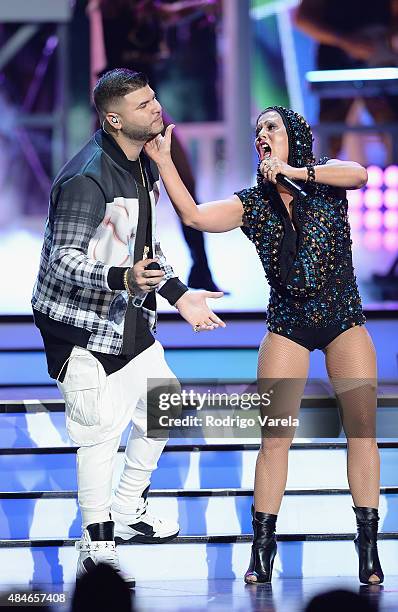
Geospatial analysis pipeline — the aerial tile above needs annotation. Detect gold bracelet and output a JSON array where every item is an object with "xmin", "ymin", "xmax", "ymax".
[{"xmin": 123, "ymin": 268, "xmax": 135, "ymax": 298}]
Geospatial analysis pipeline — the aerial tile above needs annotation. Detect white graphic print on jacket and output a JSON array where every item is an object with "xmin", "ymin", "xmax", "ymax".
[
  {"xmin": 88, "ymin": 196, "xmax": 140, "ymax": 335},
  {"xmin": 88, "ymin": 196, "xmax": 140, "ymax": 267}
]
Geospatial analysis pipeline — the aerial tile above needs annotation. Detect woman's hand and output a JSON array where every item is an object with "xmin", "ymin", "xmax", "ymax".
[
  {"xmin": 144, "ymin": 124, "xmax": 175, "ymax": 166},
  {"xmin": 260, "ymin": 156, "xmax": 296, "ymax": 184}
]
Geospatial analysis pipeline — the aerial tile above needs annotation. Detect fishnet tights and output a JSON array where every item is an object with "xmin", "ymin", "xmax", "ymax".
[{"xmin": 254, "ymin": 326, "xmax": 380, "ymax": 514}]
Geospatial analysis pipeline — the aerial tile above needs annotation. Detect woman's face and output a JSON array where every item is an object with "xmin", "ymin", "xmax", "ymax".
[{"xmin": 255, "ymin": 110, "xmax": 289, "ymax": 164}]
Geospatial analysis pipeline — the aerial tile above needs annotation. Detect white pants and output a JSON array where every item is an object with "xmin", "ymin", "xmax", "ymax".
[{"xmin": 57, "ymin": 341, "xmax": 179, "ymax": 528}]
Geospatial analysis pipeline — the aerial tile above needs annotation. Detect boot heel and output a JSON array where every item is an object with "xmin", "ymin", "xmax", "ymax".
[
  {"xmin": 353, "ymin": 506, "xmax": 384, "ymax": 585},
  {"xmin": 244, "ymin": 505, "xmax": 277, "ymax": 584},
  {"xmin": 245, "ymin": 544, "xmax": 276, "ymax": 584}
]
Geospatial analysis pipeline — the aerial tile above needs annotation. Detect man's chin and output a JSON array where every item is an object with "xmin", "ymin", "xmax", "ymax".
[{"xmin": 152, "ymin": 120, "xmax": 164, "ymax": 135}]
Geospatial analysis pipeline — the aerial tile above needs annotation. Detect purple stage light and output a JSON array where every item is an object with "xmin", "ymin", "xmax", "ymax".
[
  {"xmin": 364, "ymin": 188, "xmax": 383, "ymax": 209},
  {"xmin": 363, "ymin": 209, "xmax": 383, "ymax": 230},
  {"xmin": 363, "ymin": 231, "xmax": 382, "ymax": 250},
  {"xmin": 366, "ymin": 165, "xmax": 384, "ymax": 188},
  {"xmin": 348, "ymin": 210, "xmax": 362, "ymax": 229},
  {"xmin": 384, "ymin": 189, "xmax": 398, "ymax": 209},
  {"xmin": 347, "ymin": 189, "xmax": 363, "ymax": 209},
  {"xmin": 384, "ymin": 165, "xmax": 398, "ymax": 188},
  {"xmin": 384, "ymin": 210, "xmax": 398, "ymax": 230},
  {"xmin": 383, "ymin": 231, "xmax": 398, "ymax": 251}
]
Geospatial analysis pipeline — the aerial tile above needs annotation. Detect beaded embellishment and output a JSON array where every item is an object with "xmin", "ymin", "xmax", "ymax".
[{"xmin": 237, "ymin": 106, "xmax": 365, "ymax": 330}]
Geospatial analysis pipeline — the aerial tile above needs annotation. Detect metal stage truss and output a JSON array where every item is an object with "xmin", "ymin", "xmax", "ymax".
[{"xmin": 0, "ymin": 1, "xmax": 74, "ymax": 190}]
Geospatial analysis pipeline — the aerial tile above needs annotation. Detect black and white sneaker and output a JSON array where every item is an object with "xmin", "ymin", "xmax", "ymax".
[
  {"xmin": 75, "ymin": 521, "xmax": 135, "ymax": 589},
  {"xmin": 112, "ymin": 487, "xmax": 179, "ymax": 545}
]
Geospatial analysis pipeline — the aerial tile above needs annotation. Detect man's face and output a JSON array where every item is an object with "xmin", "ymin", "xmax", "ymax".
[{"xmin": 111, "ymin": 85, "xmax": 164, "ymax": 142}]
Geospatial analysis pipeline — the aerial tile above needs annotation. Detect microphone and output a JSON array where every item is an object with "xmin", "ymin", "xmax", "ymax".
[
  {"xmin": 276, "ymin": 174, "xmax": 308, "ymax": 198},
  {"xmin": 145, "ymin": 262, "xmax": 161, "ymax": 271}
]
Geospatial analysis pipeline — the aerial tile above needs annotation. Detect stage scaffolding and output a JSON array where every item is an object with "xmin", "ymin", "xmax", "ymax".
[{"xmin": 0, "ymin": 0, "xmax": 73, "ymax": 188}]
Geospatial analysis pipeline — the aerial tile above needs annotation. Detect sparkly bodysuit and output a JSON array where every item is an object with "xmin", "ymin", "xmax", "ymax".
[{"xmin": 236, "ymin": 106, "xmax": 365, "ymax": 348}]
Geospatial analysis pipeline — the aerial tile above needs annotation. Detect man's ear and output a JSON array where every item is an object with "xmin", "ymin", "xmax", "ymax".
[{"xmin": 104, "ymin": 113, "xmax": 121, "ymax": 130}]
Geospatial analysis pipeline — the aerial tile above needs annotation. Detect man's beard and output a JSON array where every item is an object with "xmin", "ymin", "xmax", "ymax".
[{"xmin": 122, "ymin": 120, "xmax": 164, "ymax": 143}]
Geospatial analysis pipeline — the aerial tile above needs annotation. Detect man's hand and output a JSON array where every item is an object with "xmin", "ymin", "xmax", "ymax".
[
  {"xmin": 127, "ymin": 258, "xmax": 165, "ymax": 294},
  {"xmin": 144, "ymin": 124, "xmax": 175, "ymax": 166},
  {"xmin": 175, "ymin": 290, "xmax": 226, "ymax": 331},
  {"xmin": 259, "ymin": 156, "xmax": 295, "ymax": 184}
]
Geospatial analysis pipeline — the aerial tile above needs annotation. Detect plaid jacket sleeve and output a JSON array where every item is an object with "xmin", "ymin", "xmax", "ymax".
[
  {"xmin": 154, "ymin": 241, "xmax": 188, "ymax": 305},
  {"xmin": 48, "ymin": 175, "xmax": 111, "ymax": 290}
]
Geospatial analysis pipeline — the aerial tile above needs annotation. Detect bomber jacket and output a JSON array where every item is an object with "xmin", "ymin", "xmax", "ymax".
[{"xmin": 32, "ymin": 129, "xmax": 187, "ymax": 356}]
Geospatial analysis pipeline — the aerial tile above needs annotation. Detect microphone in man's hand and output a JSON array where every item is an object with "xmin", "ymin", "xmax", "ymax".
[
  {"xmin": 276, "ymin": 174, "xmax": 308, "ymax": 198},
  {"xmin": 145, "ymin": 262, "xmax": 161, "ymax": 271}
]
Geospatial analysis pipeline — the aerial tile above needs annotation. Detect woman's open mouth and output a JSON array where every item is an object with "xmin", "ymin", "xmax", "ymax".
[{"xmin": 257, "ymin": 141, "xmax": 272, "ymax": 161}]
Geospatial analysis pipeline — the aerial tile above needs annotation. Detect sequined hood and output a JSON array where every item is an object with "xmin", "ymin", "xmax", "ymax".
[{"xmin": 257, "ymin": 106, "xmax": 316, "ymax": 169}]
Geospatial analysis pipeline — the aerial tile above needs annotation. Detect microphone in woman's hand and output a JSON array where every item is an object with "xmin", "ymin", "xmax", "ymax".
[
  {"xmin": 276, "ymin": 174, "xmax": 308, "ymax": 198},
  {"xmin": 145, "ymin": 262, "xmax": 161, "ymax": 271}
]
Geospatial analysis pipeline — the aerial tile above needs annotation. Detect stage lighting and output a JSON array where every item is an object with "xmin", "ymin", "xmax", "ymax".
[
  {"xmin": 363, "ymin": 231, "xmax": 383, "ymax": 250},
  {"xmin": 366, "ymin": 165, "xmax": 384, "ymax": 189},
  {"xmin": 348, "ymin": 210, "xmax": 363, "ymax": 229},
  {"xmin": 384, "ymin": 210, "xmax": 398, "ymax": 230},
  {"xmin": 364, "ymin": 188, "xmax": 383, "ymax": 209},
  {"xmin": 384, "ymin": 165, "xmax": 398, "ymax": 188},
  {"xmin": 384, "ymin": 189, "xmax": 398, "ymax": 209},
  {"xmin": 306, "ymin": 67, "xmax": 398, "ymax": 81},
  {"xmin": 347, "ymin": 189, "xmax": 363, "ymax": 209},
  {"xmin": 363, "ymin": 210, "xmax": 383, "ymax": 230},
  {"xmin": 383, "ymin": 231, "xmax": 398, "ymax": 251}
]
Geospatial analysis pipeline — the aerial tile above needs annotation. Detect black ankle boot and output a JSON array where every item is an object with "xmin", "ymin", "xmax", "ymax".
[
  {"xmin": 245, "ymin": 505, "xmax": 277, "ymax": 584},
  {"xmin": 353, "ymin": 506, "xmax": 384, "ymax": 585}
]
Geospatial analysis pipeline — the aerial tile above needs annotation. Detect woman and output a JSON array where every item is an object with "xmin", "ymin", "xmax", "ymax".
[{"xmin": 144, "ymin": 106, "xmax": 384, "ymax": 585}]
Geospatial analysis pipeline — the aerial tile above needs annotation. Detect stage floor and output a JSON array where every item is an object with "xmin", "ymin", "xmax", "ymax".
[
  {"xmin": 1, "ymin": 577, "xmax": 397, "ymax": 611},
  {"xmin": 132, "ymin": 577, "xmax": 398, "ymax": 611}
]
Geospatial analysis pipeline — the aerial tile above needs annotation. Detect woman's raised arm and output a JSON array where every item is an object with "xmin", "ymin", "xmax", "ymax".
[
  {"xmin": 261, "ymin": 157, "xmax": 368, "ymax": 190},
  {"xmin": 145, "ymin": 126, "xmax": 244, "ymax": 233}
]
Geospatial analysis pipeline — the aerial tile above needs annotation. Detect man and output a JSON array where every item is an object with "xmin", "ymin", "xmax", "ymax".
[
  {"xmin": 87, "ymin": 0, "xmax": 224, "ymax": 291},
  {"xmin": 31, "ymin": 68, "xmax": 224, "ymax": 588}
]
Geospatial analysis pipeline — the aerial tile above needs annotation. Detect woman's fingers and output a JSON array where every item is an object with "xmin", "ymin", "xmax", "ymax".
[
  {"xmin": 261, "ymin": 157, "xmax": 283, "ymax": 184},
  {"xmin": 165, "ymin": 124, "xmax": 175, "ymax": 143}
]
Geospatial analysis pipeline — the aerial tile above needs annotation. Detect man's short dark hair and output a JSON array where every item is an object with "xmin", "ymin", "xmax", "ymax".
[{"xmin": 93, "ymin": 68, "xmax": 148, "ymax": 120}]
